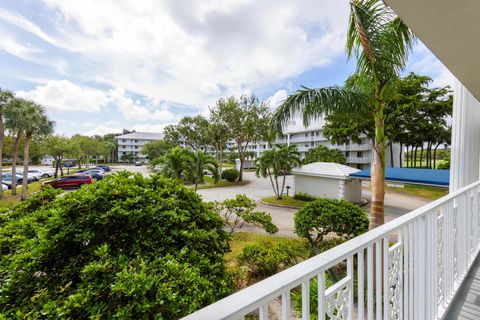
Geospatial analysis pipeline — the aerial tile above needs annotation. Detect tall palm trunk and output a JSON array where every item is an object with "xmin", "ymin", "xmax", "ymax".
[
  {"xmin": 370, "ymin": 110, "xmax": 386, "ymax": 229},
  {"xmin": 11, "ymin": 130, "xmax": 23, "ymax": 195},
  {"xmin": 21, "ymin": 132, "xmax": 32, "ymax": 200}
]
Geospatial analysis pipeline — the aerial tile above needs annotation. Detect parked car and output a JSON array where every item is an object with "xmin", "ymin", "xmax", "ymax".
[
  {"xmin": 17, "ymin": 171, "xmax": 40, "ymax": 182},
  {"xmin": 89, "ymin": 167, "xmax": 108, "ymax": 172},
  {"xmin": 43, "ymin": 175, "xmax": 93, "ymax": 189},
  {"xmin": 2, "ymin": 184, "xmax": 8, "ymax": 191},
  {"xmin": 135, "ymin": 161, "xmax": 141, "ymax": 166},
  {"xmin": 28, "ymin": 169, "xmax": 55, "ymax": 178},
  {"xmin": 97, "ymin": 165, "xmax": 111, "ymax": 172},
  {"xmin": 63, "ymin": 162, "xmax": 76, "ymax": 167},
  {"xmin": 79, "ymin": 172, "xmax": 103, "ymax": 180},
  {"xmin": 2, "ymin": 173, "xmax": 24, "ymax": 189}
]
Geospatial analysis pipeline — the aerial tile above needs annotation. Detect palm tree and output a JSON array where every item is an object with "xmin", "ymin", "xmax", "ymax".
[
  {"xmin": 5, "ymin": 98, "xmax": 28, "ymax": 195},
  {"xmin": 0, "ymin": 88, "xmax": 14, "ymax": 198},
  {"xmin": 154, "ymin": 146, "xmax": 191, "ymax": 180},
  {"xmin": 272, "ymin": 0, "xmax": 414, "ymax": 228},
  {"xmin": 304, "ymin": 145, "xmax": 347, "ymax": 165},
  {"xmin": 186, "ymin": 150, "xmax": 219, "ymax": 191},
  {"xmin": 21, "ymin": 102, "xmax": 54, "ymax": 200},
  {"xmin": 256, "ymin": 144, "xmax": 301, "ymax": 199}
]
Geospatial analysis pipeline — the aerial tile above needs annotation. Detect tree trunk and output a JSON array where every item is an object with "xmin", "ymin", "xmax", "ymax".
[
  {"xmin": 237, "ymin": 143, "xmax": 245, "ymax": 181},
  {"xmin": 21, "ymin": 133, "xmax": 32, "ymax": 200},
  {"xmin": 11, "ymin": 130, "xmax": 23, "ymax": 195},
  {"xmin": 54, "ymin": 157, "xmax": 59, "ymax": 178},
  {"xmin": 420, "ymin": 145, "xmax": 424, "ymax": 168},
  {"xmin": 414, "ymin": 145, "xmax": 418, "ymax": 168},
  {"xmin": 399, "ymin": 142, "xmax": 403, "ymax": 168},
  {"xmin": 370, "ymin": 112, "xmax": 386, "ymax": 229},
  {"xmin": 389, "ymin": 142, "xmax": 394, "ymax": 167},
  {"xmin": 433, "ymin": 143, "xmax": 441, "ymax": 169}
]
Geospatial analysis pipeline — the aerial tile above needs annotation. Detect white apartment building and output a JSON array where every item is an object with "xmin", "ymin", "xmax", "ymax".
[
  {"xmin": 115, "ymin": 132, "xmax": 164, "ymax": 164},
  {"xmin": 243, "ymin": 116, "xmax": 400, "ymax": 169}
]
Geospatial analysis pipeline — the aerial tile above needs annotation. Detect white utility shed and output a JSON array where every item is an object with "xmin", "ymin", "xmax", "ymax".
[{"xmin": 292, "ymin": 162, "xmax": 362, "ymax": 203}]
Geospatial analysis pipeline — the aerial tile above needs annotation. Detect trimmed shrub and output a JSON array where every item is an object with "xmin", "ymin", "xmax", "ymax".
[
  {"xmin": 236, "ymin": 240, "xmax": 310, "ymax": 280},
  {"xmin": 0, "ymin": 172, "xmax": 232, "ymax": 319},
  {"xmin": 222, "ymin": 168, "xmax": 239, "ymax": 182},
  {"xmin": 294, "ymin": 198, "xmax": 369, "ymax": 252},
  {"xmin": 293, "ymin": 192, "xmax": 317, "ymax": 202}
]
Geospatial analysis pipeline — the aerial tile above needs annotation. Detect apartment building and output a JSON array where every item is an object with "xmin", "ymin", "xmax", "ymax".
[{"xmin": 115, "ymin": 132, "xmax": 164, "ymax": 164}]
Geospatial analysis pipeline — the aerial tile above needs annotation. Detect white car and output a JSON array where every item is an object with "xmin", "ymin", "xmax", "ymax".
[
  {"xmin": 2, "ymin": 184, "xmax": 7, "ymax": 191},
  {"xmin": 28, "ymin": 169, "xmax": 54, "ymax": 179},
  {"xmin": 17, "ymin": 171, "xmax": 40, "ymax": 181}
]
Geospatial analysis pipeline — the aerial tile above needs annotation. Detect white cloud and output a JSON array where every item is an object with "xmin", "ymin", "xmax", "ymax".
[
  {"xmin": 84, "ymin": 125, "xmax": 123, "ymax": 136},
  {"xmin": 0, "ymin": 32, "xmax": 42, "ymax": 61},
  {"xmin": 17, "ymin": 80, "xmax": 109, "ymax": 112},
  {"xmin": 18, "ymin": 0, "xmax": 349, "ymax": 109},
  {"xmin": 266, "ymin": 89, "xmax": 288, "ymax": 110},
  {"xmin": 18, "ymin": 80, "xmax": 179, "ymax": 122},
  {"xmin": 409, "ymin": 43, "xmax": 454, "ymax": 88},
  {"xmin": 131, "ymin": 123, "xmax": 172, "ymax": 133}
]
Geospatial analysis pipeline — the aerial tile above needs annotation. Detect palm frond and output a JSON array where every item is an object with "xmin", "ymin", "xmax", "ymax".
[{"xmin": 271, "ymin": 86, "xmax": 371, "ymax": 131}]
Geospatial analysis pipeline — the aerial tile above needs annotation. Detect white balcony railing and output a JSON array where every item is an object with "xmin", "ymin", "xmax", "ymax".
[
  {"xmin": 183, "ymin": 180, "xmax": 480, "ymax": 320},
  {"xmin": 348, "ymin": 156, "xmax": 370, "ymax": 163}
]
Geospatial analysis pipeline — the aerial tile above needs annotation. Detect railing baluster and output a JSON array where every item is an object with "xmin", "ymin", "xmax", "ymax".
[
  {"xmin": 302, "ymin": 280, "xmax": 310, "ymax": 320},
  {"xmin": 375, "ymin": 240, "xmax": 382, "ymax": 320},
  {"xmin": 281, "ymin": 292, "xmax": 290, "ymax": 320},
  {"xmin": 358, "ymin": 250, "xmax": 364, "ymax": 320},
  {"xmin": 318, "ymin": 271, "xmax": 325, "ymax": 320},
  {"xmin": 408, "ymin": 222, "xmax": 414, "ymax": 320},
  {"xmin": 432, "ymin": 210, "xmax": 438, "ymax": 319},
  {"xmin": 403, "ymin": 226, "xmax": 409, "ymax": 320},
  {"xmin": 347, "ymin": 256, "xmax": 353, "ymax": 320},
  {"xmin": 259, "ymin": 304, "xmax": 268, "ymax": 320},
  {"xmin": 383, "ymin": 237, "xmax": 389, "ymax": 320},
  {"xmin": 367, "ymin": 244, "xmax": 374, "ymax": 320},
  {"xmin": 398, "ymin": 231, "xmax": 404, "ymax": 320}
]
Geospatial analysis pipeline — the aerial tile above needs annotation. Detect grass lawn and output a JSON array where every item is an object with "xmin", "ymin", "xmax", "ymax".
[
  {"xmin": 226, "ymin": 232, "xmax": 305, "ymax": 264},
  {"xmin": 0, "ymin": 181, "xmax": 43, "ymax": 208},
  {"xmin": 387, "ymin": 183, "xmax": 448, "ymax": 200},
  {"xmin": 196, "ymin": 176, "xmax": 251, "ymax": 190},
  {"xmin": 261, "ymin": 195, "xmax": 308, "ymax": 208}
]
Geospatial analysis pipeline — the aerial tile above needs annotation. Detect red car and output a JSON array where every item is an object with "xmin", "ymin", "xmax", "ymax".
[{"xmin": 43, "ymin": 175, "xmax": 93, "ymax": 189}]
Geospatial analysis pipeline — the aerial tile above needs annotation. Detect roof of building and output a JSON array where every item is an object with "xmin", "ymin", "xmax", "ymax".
[
  {"xmin": 115, "ymin": 132, "xmax": 163, "ymax": 140},
  {"xmin": 349, "ymin": 168, "xmax": 450, "ymax": 187},
  {"xmin": 292, "ymin": 162, "xmax": 361, "ymax": 180}
]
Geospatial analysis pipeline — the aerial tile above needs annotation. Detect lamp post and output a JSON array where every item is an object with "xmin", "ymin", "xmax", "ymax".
[{"xmin": 286, "ymin": 185, "xmax": 291, "ymax": 197}]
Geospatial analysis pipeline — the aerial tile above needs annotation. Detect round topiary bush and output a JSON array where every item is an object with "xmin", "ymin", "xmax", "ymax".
[
  {"xmin": 0, "ymin": 172, "xmax": 232, "ymax": 319},
  {"xmin": 222, "ymin": 168, "xmax": 239, "ymax": 182},
  {"xmin": 294, "ymin": 198, "xmax": 369, "ymax": 252}
]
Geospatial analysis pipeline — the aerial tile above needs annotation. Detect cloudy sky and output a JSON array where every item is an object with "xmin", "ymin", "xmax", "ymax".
[{"xmin": 0, "ymin": 0, "xmax": 452, "ymax": 136}]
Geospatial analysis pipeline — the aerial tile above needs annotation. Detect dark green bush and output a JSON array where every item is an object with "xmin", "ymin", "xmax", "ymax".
[
  {"xmin": 293, "ymin": 192, "xmax": 317, "ymax": 202},
  {"xmin": 436, "ymin": 160, "xmax": 450, "ymax": 170},
  {"xmin": 222, "ymin": 168, "xmax": 239, "ymax": 182},
  {"xmin": 294, "ymin": 198, "xmax": 369, "ymax": 253},
  {"xmin": 236, "ymin": 240, "xmax": 310, "ymax": 280},
  {"xmin": 0, "ymin": 172, "xmax": 232, "ymax": 319}
]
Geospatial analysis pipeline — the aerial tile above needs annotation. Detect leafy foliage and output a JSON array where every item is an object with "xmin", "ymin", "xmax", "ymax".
[
  {"xmin": 294, "ymin": 199, "xmax": 369, "ymax": 252},
  {"xmin": 213, "ymin": 194, "xmax": 278, "ymax": 234},
  {"xmin": 140, "ymin": 139, "xmax": 173, "ymax": 161},
  {"xmin": 222, "ymin": 168, "xmax": 239, "ymax": 182},
  {"xmin": 186, "ymin": 150, "xmax": 219, "ymax": 190},
  {"xmin": 0, "ymin": 173, "xmax": 232, "ymax": 319},
  {"xmin": 236, "ymin": 240, "xmax": 310, "ymax": 280},
  {"xmin": 303, "ymin": 145, "xmax": 347, "ymax": 165},
  {"xmin": 293, "ymin": 193, "xmax": 317, "ymax": 202}
]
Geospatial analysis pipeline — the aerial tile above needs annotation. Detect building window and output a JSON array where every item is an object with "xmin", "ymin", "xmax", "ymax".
[
  {"xmin": 305, "ymin": 143, "xmax": 309, "ymax": 147},
  {"xmin": 122, "ymin": 139, "xmax": 125, "ymax": 143},
  {"xmin": 135, "ymin": 146, "xmax": 138, "ymax": 149},
  {"xmin": 357, "ymin": 151, "xmax": 363, "ymax": 157},
  {"xmin": 134, "ymin": 140, "xmax": 138, "ymax": 143},
  {"xmin": 122, "ymin": 152, "xmax": 126, "ymax": 155},
  {"xmin": 305, "ymin": 133, "xmax": 308, "ymax": 138}
]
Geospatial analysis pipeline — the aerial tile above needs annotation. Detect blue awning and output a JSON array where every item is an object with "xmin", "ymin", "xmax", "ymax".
[{"xmin": 349, "ymin": 168, "xmax": 450, "ymax": 187}]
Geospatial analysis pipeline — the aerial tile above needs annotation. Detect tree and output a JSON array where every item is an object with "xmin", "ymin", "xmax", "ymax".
[
  {"xmin": 0, "ymin": 173, "xmax": 232, "ymax": 318},
  {"xmin": 207, "ymin": 121, "xmax": 229, "ymax": 174},
  {"xmin": 43, "ymin": 135, "xmax": 79, "ymax": 178},
  {"xmin": 294, "ymin": 198, "xmax": 369, "ymax": 253},
  {"xmin": 303, "ymin": 145, "xmax": 347, "ymax": 165},
  {"xmin": 210, "ymin": 95, "xmax": 271, "ymax": 181},
  {"xmin": 141, "ymin": 140, "xmax": 172, "ymax": 161},
  {"xmin": 5, "ymin": 98, "xmax": 27, "ymax": 195},
  {"xmin": 185, "ymin": 150, "xmax": 219, "ymax": 191},
  {"xmin": 256, "ymin": 144, "xmax": 302, "ymax": 199},
  {"xmin": 154, "ymin": 146, "xmax": 191, "ymax": 179},
  {"xmin": 0, "ymin": 88, "xmax": 14, "ymax": 198},
  {"xmin": 164, "ymin": 116, "xmax": 210, "ymax": 150},
  {"xmin": 212, "ymin": 194, "xmax": 278, "ymax": 234},
  {"xmin": 20, "ymin": 102, "xmax": 54, "ymax": 200},
  {"xmin": 272, "ymin": 0, "xmax": 414, "ymax": 228}
]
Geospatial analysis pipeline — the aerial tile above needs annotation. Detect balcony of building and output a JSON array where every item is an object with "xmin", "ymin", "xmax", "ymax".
[{"xmin": 183, "ymin": 0, "xmax": 480, "ymax": 318}]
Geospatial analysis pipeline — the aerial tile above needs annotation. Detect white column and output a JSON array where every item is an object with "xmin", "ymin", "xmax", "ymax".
[{"xmin": 449, "ymin": 79, "xmax": 480, "ymax": 192}]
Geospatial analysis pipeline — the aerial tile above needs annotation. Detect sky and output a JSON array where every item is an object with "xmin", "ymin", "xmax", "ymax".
[{"xmin": 0, "ymin": 0, "xmax": 453, "ymax": 136}]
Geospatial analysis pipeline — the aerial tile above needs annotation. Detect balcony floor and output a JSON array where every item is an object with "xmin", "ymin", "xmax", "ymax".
[{"xmin": 444, "ymin": 252, "xmax": 480, "ymax": 319}]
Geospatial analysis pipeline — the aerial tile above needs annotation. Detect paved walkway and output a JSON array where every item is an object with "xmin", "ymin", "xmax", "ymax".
[
  {"xmin": 197, "ymin": 171, "xmax": 430, "ymax": 237},
  {"xmin": 443, "ymin": 253, "xmax": 480, "ymax": 320}
]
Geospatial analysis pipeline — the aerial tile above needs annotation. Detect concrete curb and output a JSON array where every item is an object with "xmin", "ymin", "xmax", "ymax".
[{"xmin": 258, "ymin": 200, "xmax": 303, "ymax": 209}]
